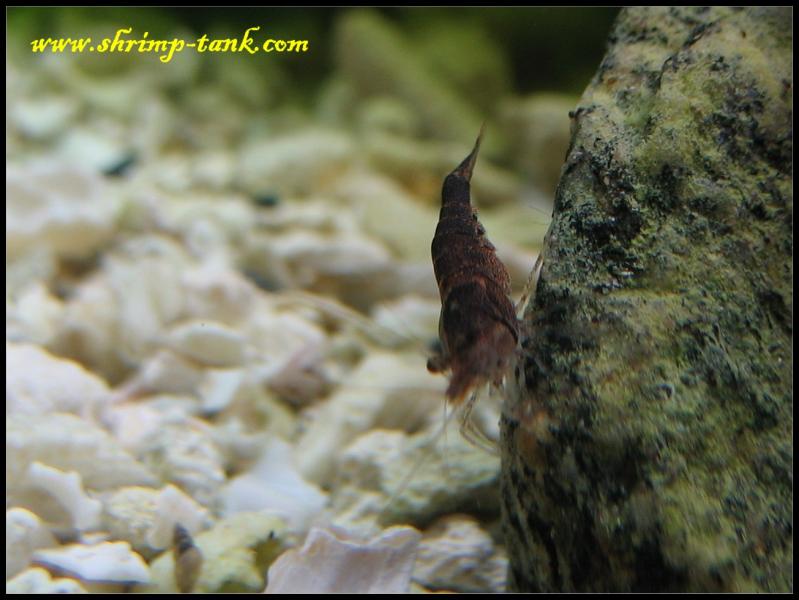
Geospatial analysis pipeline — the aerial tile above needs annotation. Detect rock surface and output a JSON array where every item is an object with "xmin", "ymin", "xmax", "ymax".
[
  {"xmin": 6, "ymin": 567, "xmax": 89, "ymax": 594},
  {"xmin": 502, "ymin": 6, "xmax": 792, "ymax": 593},
  {"xmin": 6, "ymin": 163, "xmax": 118, "ymax": 262},
  {"xmin": 149, "ymin": 512, "xmax": 287, "ymax": 593},
  {"xmin": 6, "ymin": 342, "xmax": 111, "ymax": 420},
  {"xmin": 413, "ymin": 514, "xmax": 507, "ymax": 593},
  {"xmin": 265, "ymin": 526, "xmax": 421, "ymax": 594},
  {"xmin": 6, "ymin": 508, "xmax": 58, "ymax": 579},
  {"xmin": 32, "ymin": 541, "xmax": 151, "ymax": 586}
]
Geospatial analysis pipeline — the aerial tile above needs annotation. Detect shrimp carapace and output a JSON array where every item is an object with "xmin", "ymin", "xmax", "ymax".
[{"xmin": 428, "ymin": 127, "xmax": 520, "ymax": 404}]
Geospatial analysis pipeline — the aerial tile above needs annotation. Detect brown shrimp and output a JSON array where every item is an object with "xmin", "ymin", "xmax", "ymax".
[{"xmin": 427, "ymin": 126, "xmax": 520, "ymax": 413}]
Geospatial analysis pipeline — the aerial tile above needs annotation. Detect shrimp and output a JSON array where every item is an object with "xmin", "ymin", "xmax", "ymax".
[{"xmin": 427, "ymin": 126, "xmax": 521, "ymax": 448}]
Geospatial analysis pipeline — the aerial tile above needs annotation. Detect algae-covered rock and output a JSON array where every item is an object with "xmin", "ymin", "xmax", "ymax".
[{"xmin": 502, "ymin": 7, "xmax": 792, "ymax": 593}]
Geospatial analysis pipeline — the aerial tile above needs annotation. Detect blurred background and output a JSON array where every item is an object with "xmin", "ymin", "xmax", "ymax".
[
  {"xmin": 9, "ymin": 7, "xmax": 617, "ymax": 93},
  {"xmin": 7, "ymin": 6, "xmax": 619, "ymax": 367},
  {"xmin": 6, "ymin": 7, "xmax": 619, "ymax": 593},
  {"xmin": 7, "ymin": 5, "xmax": 618, "ymax": 306}
]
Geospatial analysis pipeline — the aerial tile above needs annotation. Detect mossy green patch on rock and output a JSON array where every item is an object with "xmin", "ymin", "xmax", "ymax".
[{"xmin": 501, "ymin": 7, "xmax": 791, "ymax": 593}]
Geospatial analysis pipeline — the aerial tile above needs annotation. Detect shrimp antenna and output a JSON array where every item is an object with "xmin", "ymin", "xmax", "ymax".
[{"xmin": 378, "ymin": 400, "xmax": 462, "ymax": 522}]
